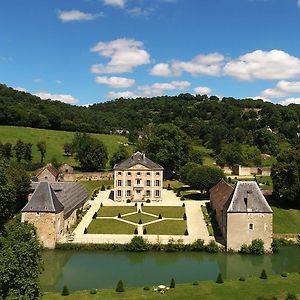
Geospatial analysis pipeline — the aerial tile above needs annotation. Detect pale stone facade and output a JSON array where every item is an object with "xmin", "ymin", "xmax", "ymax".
[
  {"xmin": 36, "ymin": 163, "xmax": 59, "ymax": 182},
  {"xmin": 114, "ymin": 152, "xmax": 163, "ymax": 202}
]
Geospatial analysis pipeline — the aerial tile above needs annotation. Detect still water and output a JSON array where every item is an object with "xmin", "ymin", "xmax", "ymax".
[{"xmin": 40, "ymin": 246, "xmax": 300, "ymax": 292}]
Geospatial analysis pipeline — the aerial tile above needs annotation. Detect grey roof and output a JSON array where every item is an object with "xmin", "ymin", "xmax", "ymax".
[
  {"xmin": 114, "ymin": 151, "xmax": 164, "ymax": 170},
  {"xmin": 24, "ymin": 181, "xmax": 89, "ymax": 218},
  {"xmin": 227, "ymin": 181, "xmax": 272, "ymax": 213},
  {"xmin": 22, "ymin": 182, "xmax": 64, "ymax": 213}
]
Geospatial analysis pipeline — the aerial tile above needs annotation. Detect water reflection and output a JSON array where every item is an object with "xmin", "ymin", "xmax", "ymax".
[{"xmin": 40, "ymin": 246, "xmax": 300, "ymax": 292}]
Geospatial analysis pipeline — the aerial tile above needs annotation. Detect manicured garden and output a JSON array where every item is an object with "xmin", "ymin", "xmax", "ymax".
[
  {"xmin": 122, "ymin": 213, "xmax": 157, "ymax": 224},
  {"xmin": 42, "ymin": 272, "xmax": 300, "ymax": 300},
  {"xmin": 145, "ymin": 220, "xmax": 187, "ymax": 235},
  {"xmin": 97, "ymin": 206, "xmax": 136, "ymax": 217},
  {"xmin": 87, "ymin": 219, "xmax": 136, "ymax": 234},
  {"xmin": 142, "ymin": 206, "xmax": 185, "ymax": 218}
]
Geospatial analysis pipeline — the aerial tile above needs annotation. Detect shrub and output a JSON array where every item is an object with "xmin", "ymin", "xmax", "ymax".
[
  {"xmin": 100, "ymin": 202, "xmax": 103, "ymax": 207},
  {"xmin": 227, "ymin": 177, "xmax": 232, "ymax": 183},
  {"xmin": 182, "ymin": 203, "xmax": 185, "ymax": 207},
  {"xmin": 260, "ymin": 269, "xmax": 267, "ymax": 279},
  {"xmin": 90, "ymin": 289, "xmax": 97, "ymax": 294},
  {"xmin": 216, "ymin": 273, "xmax": 224, "ymax": 284},
  {"xmin": 101, "ymin": 185, "xmax": 105, "ymax": 191},
  {"xmin": 183, "ymin": 212, "xmax": 187, "ymax": 220},
  {"xmin": 286, "ymin": 293, "xmax": 297, "ymax": 300},
  {"xmin": 143, "ymin": 228, "xmax": 147, "ymax": 235},
  {"xmin": 192, "ymin": 281, "xmax": 199, "ymax": 286},
  {"xmin": 126, "ymin": 236, "xmax": 150, "ymax": 252},
  {"xmin": 143, "ymin": 286, "xmax": 150, "ymax": 291},
  {"xmin": 249, "ymin": 239, "xmax": 265, "ymax": 255},
  {"xmin": 158, "ymin": 214, "xmax": 162, "ymax": 219},
  {"xmin": 191, "ymin": 239, "xmax": 205, "ymax": 251},
  {"xmin": 92, "ymin": 212, "xmax": 97, "ymax": 219},
  {"xmin": 176, "ymin": 191, "xmax": 181, "ymax": 197},
  {"xmin": 138, "ymin": 219, "xmax": 142, "ymax": 224},
  {"xmin": 180, "ymin": 196, "xmax": 185, "ymax": 201},
  {"xmin": 146, "ymin": 199, "xmax": 151, "ymax": 203},
  {"xmin": 115, "ymin": 280, "xmax": 124, "ymax": 292},
  {"xmin": 61, "ymin": 285, "xmax": 70, "ymax": 296},
  {"xmin": 170, "ymin": 278, "xmax": 175, "ymax": 288},
  {"xmin": 239, "ymin": 276, "xmax": 246, "ymax": 281},
  {"xmin": 240, "ymin": 244, "xmax": 250, "ymax": 254},
  {"xmin": 134, "ymin": 228, "xmax": 138, "ymax": 234},
  {"xmin": 205, "ymin": 240, "xmax": 219, "ymax": 253},
  {"xmin": 271, "ymin": 239, "xmax": 281, "ymax": 253},
  {"xmin": 184, "ymin": 229, "xmax": 189, "ymax": 235},
  {"xmin": 281, "ymin": 272, "xmax": 288, "ymax": 277},
  {"xmin": 138, "ymin": 209, "xmax": 141, "ymax": 213},
  {"xmin": 135, "ymin": 202, "xmax": 137, "ymax": 206},
  {"xmin": 126, "ymin": 199, "xmax": 131, "ymax": 203},
  {"xmin": 167, "ymin": 184, "xmax": 171, "ymax": 190},
  {"xmin": 141, "ymin": 203, "xmax": 144, "ymax": 207},
  {"xmin": 84, "ymin": 227, "xmax": 87, "ymax": 234}
]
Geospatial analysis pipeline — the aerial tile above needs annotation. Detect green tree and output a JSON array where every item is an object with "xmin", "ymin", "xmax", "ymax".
[
  {"xmin": 272, "ymin": 146, "xmax": 300, "ymax": 207},
  {"xmin": 170, "ymin": 278, "xmax": 175, "ymax": 288},
  {"xmin": 63, "ymin": 143, "xmax": 74, "ymax": 156},
  {"xmin": 13, "ymin": 139, "xmax": 25, "ymax": 162},
  {"xmin": 72, "ymin": 133, "xmax": 108, "ymax": 171},
  {"xmin": 216, "ymin": 273, "xmax": 224, "ymax": 283},
  {"xmin": 146, "ymin": 124, "xmax": 190, "ymax": 176},
  {"xmin": 260, "ymin": 269, "xmax": 267, "ymax": 279},
  {"xmin": 61, "ymin": 285, "xmax": 70, "ymax": 296},
  {"xmin": 0, "ymin": 142, "xmax": 12, "ymax": 160},
  {"xmin": 0, "ymin": 222, "xmax": 43, "ymax": 299},
  {"xmin": 23, "ymin": 142, "xmax": 33, "ymax": 162},
  {"xmin": 36, "ymin": 141, "xmax": 47, "ymax": 163},
  {"xmin": 115, "ymin": 280, "xmax": 124, "ymax": 292},
  {"xmin": 110, "ymin": 144, "xmax": 130, "ymax": 169},
  {"xmin": 189, "ymin": 148, "xmax": 203, "ymax": 164}
]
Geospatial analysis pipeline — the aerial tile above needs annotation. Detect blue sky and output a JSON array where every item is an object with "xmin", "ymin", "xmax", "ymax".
[{"xmin": 1, "ymin": 0, "xmax": 300, "ymax": 106}]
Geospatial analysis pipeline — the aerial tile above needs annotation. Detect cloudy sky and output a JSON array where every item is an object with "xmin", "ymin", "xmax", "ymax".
[{"xmin": 1, "ymin": 0, "xmax": 300, "ymax": 105}]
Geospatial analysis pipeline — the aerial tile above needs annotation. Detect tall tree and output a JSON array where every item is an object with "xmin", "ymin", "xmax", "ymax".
[
  {"xmin": 0, "ymin": 222, "xmax": 43, "ymax": 299},
  {"xmin": 63, "ymin": 142, "xmax": 74, "ymax": 156},
  {"xmin": 13, "ymin": 139, "xmax": 25, "ymax": 162},
  {"xmin": 36, "ymin": 141, "xmax": 46, "ymax": 163},
  {"xmin": 0, "ymin": 142, "xmax": 12, "ymax": 160},
  {"xmin": 110, "ymin": 144, "xmax": 130, "ymax": 169},
  {"xmin": 23, "ymin": 143, "xmax": 33, "ymax": 163}
]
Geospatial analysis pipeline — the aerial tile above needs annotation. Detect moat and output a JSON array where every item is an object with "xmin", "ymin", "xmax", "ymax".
[{"xmin": 41, "ymin": 246, "xmax": 300, "ymax": 292}]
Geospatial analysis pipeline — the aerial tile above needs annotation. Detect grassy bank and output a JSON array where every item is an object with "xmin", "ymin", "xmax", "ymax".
[
  {"xmin": 0, "ymin": 125, "xmax": 131, "ymax": 166},
  {"xmin": 42, "ymin": 273, "xmax": 300, "ymax": 300}
]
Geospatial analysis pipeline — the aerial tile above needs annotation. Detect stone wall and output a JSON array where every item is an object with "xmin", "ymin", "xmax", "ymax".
[
  {"xmin": 63, "ymin": 172, "xmax": 113, "ymax": 182},
  {"xmin": 226, "ymin": 212, "xmax": 273, "ymax": 251},
  {"xmin": 21, "ymin": 211, "xmax": 64, "ymax": 249}
]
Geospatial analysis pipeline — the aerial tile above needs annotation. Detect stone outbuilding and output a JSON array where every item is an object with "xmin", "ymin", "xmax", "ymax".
[
  {"xmin": 210, "ymin": 180, "xmax": 273, "ymax": 251},
  {"xmin": 114, "ymin": 151, "xmax": 164, "ymax": 202},
  {"xmin": 21, "ymin": 181, "xmax": 88, "ymax": 249},
  {"xmin": 58, "ymin": 163, "xmax": 74, "ymax": 175},
  {"xmin": 36, "ymin": 163, "xmax": 59, "ymax": 182}
]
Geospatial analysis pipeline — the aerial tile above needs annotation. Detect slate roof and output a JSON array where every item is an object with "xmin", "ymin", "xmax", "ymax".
[
  {"xmin": 114, "ymin": 151, "xmax": 164, "ymax": 170},
  {"xmin": 23, "ymin": 181, "xmax": 89, "ymax": 218},
  {"xmin": 36, "ymin": 163, "xmax": 59, "ymax": 178},
  {"xmin": 22, "ymin": 182, "xmax": 64, "ymax": 213},
  {"xmin": 227, "ymin": 181, "xmax": 272, "ymax": 213}
]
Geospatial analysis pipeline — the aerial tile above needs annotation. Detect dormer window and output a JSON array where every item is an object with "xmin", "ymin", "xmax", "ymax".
[
  {"xmin": 127, "ymin": 172, "xmax": 131, "ymax": 176},
  {"xmin": 146, "ymin": 172, "xmax": 150, "ymax": 176},
  {"xmin": 155, "ymin": 172, "xmax": 160, "ymax": 176},
  {"xmin": 244, "ymin": 197, "xmax": 248, "ymax": 207},
  {"xmin": 137, "ymin": 172, "xmax": 141, "ymax": 176},
  {"xmin": 117, "ymin": 172, "xmax": 122, "ymax": 176}
]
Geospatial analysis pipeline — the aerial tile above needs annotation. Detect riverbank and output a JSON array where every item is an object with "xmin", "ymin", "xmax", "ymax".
[{"xmin": 42, "ymin": 272, "xmax": 300, "ymax": 300}]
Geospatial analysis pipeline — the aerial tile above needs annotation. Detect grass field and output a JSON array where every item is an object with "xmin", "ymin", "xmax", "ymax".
[
  {"xmin": 0, "ymin": 125, "xmax": 132, "ymax": 167},
  {"xmin": 192, "ymin": 145, "xmax": 216, "ymax": 166},
  {"xmin": 145, "ymin": 220, "xmax": 187, "ymax": 235},
  {"xmin": 87, "ymin": 219, "xmax": 136, "ymax": 234},
  {"xmin": 272, "ymin": 206, "xmax": 300, "ymax": 234},
  {"xmin": 142, "ymin": 206, "xmax": 185, "ymax": 218},
  {"xmin": 41, "ymin": 273, "xmax": 300, "ymax": 300},
  {"xmin": 122, "ymin": 213, "xmax": 157, "ymax": 224},
  {"xmin": 97, "ymin": 206, "xmax": 136, "ymax": 217},
  {"xmin": 81, "ymin": 180, "xmax": 113, "ymax": 197}
]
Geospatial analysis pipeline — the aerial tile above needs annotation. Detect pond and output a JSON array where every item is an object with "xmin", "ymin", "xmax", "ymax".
[{"xmin": 40, "ymin": 246, "xmax": 300, "ymax": 292}]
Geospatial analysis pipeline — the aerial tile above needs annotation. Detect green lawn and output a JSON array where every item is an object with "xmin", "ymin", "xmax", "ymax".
[
  {"xmin": 192, "ymin": 144, "xmax": 216, "ymax": 166},
  {"xmin": 142, "ymin": 206, "xmax": 185, "ymax": 218},
  {"xmin": 145, "ymin": 220, "xmax": 187, "ymax": 235},
  {"xmin": 42, "ymin": 272, "xmax": 300, "ymax": 300},
  {"xmin": 201, "ymin": 205, "xmax": 214, "ymax": 236},
  {"xmin": 97, "ymin": 206, "xmax": 136, "ymax": 217},
  {"xmin": 122, "ymin": 213, "xmax": 157, "ymax": 224},
  {"xmin": 272, "ymin": 206, "xmax": 300, "ymax": 234},
  {"xmin": 163, "ymin": 180, "xmax": 185, "ymax": 189},
  {"xmin": 87, "ymin": 219, "xmax": 136, "ymax": 234},
  {"xmin": 0, "ymin": 125, "xmax": 132, "ymax": 167},
  {"xmin": 81, "ymin": 180, "xmax": 113, "ymax": 197}
]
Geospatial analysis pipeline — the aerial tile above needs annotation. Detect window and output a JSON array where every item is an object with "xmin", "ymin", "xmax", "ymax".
[
  {"xmin": 249, "ymin": 223, "xmax": 254, "ymax": 230},
  {"xmin": 117, "ymin": 190, "xmax": 122, "ymax": 197},
  {"xmin": 136, "ymin": 179, "xmax": 141, "ymax": 185},
  {"xmin": 146, "ymin": 190, "xmax": 151, "ymax": 197},
  {"xmin": 146, "ymin": 180, "xmax": 151, "ymax": 186},
  {"xmin": 155, "ymin": 190, "xmax": 160, "ymax": 197},
  {"xmin": 127, "ymin": 180, "xmax": 131, "ymax": 186},
  {"xmin": 156, "ymin": 172, "xmax": 160, "ymax": 176},
  {"xmin": 117, "ymin": 180, "xmax": 122, "ymax": 186},
  {"xmin": 155, "ymin": 180, "xmax": 160, "ymax": 186},
  {"xmin": 117, "ymin": 172, "xmax": 122, "ymax": 176},
  {"xmin": 146, "ymin": 172, "xmax": 150, "ymax": 176},
  {"xmin": 126, "ymin": 190, "xmax": 131, "ymax": 197},
  {"xmin": 137, "ymin": 172, "xmax": 141, "ymax": 176},
  {"xmin": 127, "ymin": 172, "xmax": 131, "ymax": 176}
]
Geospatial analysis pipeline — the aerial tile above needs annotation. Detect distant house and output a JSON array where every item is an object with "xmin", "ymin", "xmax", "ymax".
[
  {"xmin": 36, "ymin": 163, "xmax": 59, "ymax": 182},
  {"xmin": 58, "ymin": 163, "xmax": 74, "ymax": 175},
  {"xmin": 21, "ymin": 181, "xmax": 88, "ymax": 249},
  {"xmin": 210, "ymin": 180, "xmax": 273, "ymax": 251},
  {"xmin": 231, "ymin": 165, "xmax": 271, "ymax": 177},
  {"xmin": 113, "ymin": 152, "xmax": 164, "ymax": 202}
]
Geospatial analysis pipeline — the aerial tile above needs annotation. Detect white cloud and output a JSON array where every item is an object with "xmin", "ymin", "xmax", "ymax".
[
  {"xmin": 150, "ymin": 63, "xmax": 172, "ymax": 77},
  {"xmin": 95, "ymin": 76, "xmax": 135, "ymax": 88},
  {"xmin": 56, "ymin": 80, "xmax": 62, "ymax": 84},
  {"xmin": 279, "ymin": 97, "xmax": 300, "ymax": 105},
  {"xmin": 261, "ymin": 80, "xmax": 300, "ymax": 98},
  {"xmin": 107, "ymin": 90, "xmax": 139, "ymax": 99},
  {"xmin": 14, "ymin": 87, "xmax": 27, "ymax": 92},
  {"xmin": 224, "ymin": 50, "xmax": 300, "ymax": 81},
  {"xmin": 34, "ymin": 91, "xmax": 79, "ymax": 104},
  {"xmin": 90, "ymin": 38, "xmax": 150, "ymax": 74},
  {"xmin": 250, "ymin": 96, "xmax": 271, "ymax": 102},
  {"xmin": 126, "ymin": 7, "xmax": 153, "ymax": 16},
  {"xmin": 194, "ymin": 86, "xmax": 212, "ymax": 95},
  {"xmin": 298, "ymin": 0, "xmax": 300, "ymax": 7},
  {"xmin": 33, "ymin": 78, "xmax": 42, "ymax": 83},
  {"xmin": 103, "ymin": 0, "xmax": 126, "ymax": 8},
  {"xmin": 138, "ymin": 80, "xmax": 190, "ymax": 96},
  {"xmin": 57, "ymin": 10, "xmax": 102, "ymax": 22}
]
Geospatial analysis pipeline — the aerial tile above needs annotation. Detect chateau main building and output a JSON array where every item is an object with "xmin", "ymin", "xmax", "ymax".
[{"xmin": 113, "ymin": 152, "xmax": 164, "ymax": 202}]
